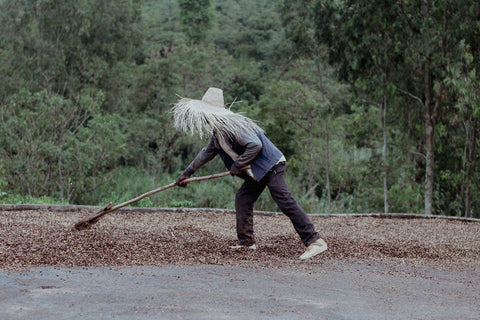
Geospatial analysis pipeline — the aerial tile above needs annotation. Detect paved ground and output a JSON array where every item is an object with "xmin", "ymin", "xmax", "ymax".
[{"xmin": 1, "ymin": 261, "xmax": 478, "ymax": 320}]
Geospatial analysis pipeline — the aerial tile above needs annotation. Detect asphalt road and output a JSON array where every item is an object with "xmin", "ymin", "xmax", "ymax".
[{"xmin": 1, "ymin": 261, "xmax": 478, "ymax": 320}]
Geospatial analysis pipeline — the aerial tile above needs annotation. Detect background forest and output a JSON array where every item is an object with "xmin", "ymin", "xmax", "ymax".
[{"xmin": 1, "ymin": 0, "xmax": 479, "ymax": 218}]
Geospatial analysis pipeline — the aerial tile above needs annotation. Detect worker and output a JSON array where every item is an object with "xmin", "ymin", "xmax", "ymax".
[{"xmin": 173, "ymin": 87, "xmax": 327, "ymax": 260}]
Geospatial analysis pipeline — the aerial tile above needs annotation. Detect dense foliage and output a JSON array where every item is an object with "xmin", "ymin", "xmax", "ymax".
[{"xmin": 0, "ymin": 0, "xmax": 479, "ymax": 217}]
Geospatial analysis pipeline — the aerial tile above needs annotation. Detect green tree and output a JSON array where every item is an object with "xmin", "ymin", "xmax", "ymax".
[
  {"xmin": 444, "ymin": 41, "xmax": 480, "ymax": 217},
  {"xmin": 314, "ymin": 0, "xmax": 479, "ymax": 216},
  {"xmin": 0, "ymin": 0, "xmax": 143, "ymax": 110},
  {"xmin": 0, "ymin": 90, "xmax": 125, "ymax": 202},
  {"xmin": 276, "ymin": 0, "xmax": 352, "ymax": 212},
  {"xmin": 178, "ymin": 0, "xmax": 213, "ymax": 44}
]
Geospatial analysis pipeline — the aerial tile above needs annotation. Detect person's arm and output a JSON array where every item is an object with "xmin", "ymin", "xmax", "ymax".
[
  {"xmin": 187, "ymin": 137, "xmax": 217, "ymax": 173},
  {"xmin": 231, "ymin": 131, "xmax": 262, "ymax": 169},
  {"xmin": 176, "ymin": 136, "xmax": 217, "ymax": 186}
]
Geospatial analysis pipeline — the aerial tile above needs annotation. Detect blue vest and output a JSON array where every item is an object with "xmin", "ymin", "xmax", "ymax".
[{"xmin": 216, "ymin": 132, "xmax": 284, "ymax": 181}]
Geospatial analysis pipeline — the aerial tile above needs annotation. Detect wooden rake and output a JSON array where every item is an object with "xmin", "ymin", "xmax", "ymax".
[{"xmin": 73, "ymin": 171, "xmax": 230, "ymax": 231}]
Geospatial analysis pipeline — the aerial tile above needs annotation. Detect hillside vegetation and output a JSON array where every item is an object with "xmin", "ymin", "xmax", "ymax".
[{"xmin": 1, "ymin": 0, "xmax": 479, "ymax": 217}]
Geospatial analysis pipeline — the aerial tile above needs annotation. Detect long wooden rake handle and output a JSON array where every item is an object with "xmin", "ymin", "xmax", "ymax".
[{"xmin": 73, "ymin": 171, "xmax": 231, "ymax": 231}]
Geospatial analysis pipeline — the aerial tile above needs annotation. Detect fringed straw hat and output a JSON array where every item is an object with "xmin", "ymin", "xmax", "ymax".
[{"xmin": 172, "ymin": 87, "xmax": 263, "ymax": 138}]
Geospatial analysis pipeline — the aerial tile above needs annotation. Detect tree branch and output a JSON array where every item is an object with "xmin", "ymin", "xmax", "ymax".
[
  {"xmin": 395, "ymin": 86, "xmax": 424, "ymax": 107},
  {"xmin": 409, "ymin": 150, "xmax": 426, "ymax": 160}
]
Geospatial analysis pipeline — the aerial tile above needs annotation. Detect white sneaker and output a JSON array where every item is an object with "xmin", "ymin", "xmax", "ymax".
[
  {"xmin": 230, "ymin": 243, "xmax": 257, "ymax": 250},
  {"xmin": 299, "ymin": 238, "xmax": 327, "ymax": 260}
]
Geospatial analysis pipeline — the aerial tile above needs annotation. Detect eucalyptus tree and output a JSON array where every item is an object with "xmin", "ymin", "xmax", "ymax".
[
  {"xmin": 314, "ymin": 0, "xmax": 479, "ymax": 216},
  {"xmin": 444, "ymin": 45, "xmax": 480, "ymax": 217},
  {"xmin": 275, "ymin": 0, "xmax": 354, "ymax": 212},
  {"xmin": 314, "ymin": 0, "xmax": 405, "ymax": 213}
]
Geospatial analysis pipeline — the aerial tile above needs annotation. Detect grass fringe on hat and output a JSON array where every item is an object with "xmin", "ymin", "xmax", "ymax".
[{"xmin": 172, "ymin": 97, "xmax": 264, "ymax": 139}]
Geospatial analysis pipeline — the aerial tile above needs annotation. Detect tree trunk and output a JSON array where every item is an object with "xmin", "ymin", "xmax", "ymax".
[
  {"xmin": 464, "ymin": 116, "xmax": 477, "ymax": 218},
  {"xmin": 381, "ymin": 96, "xmax": 388, "ymax": 214},
  {"xmin": 315, "ymin": 58, "xmax": 332, "ymax": 213},
  {"xmin": 421, "ymin": 0, "xmax": 446, "ymax": 216},
  {"xmin": 324, "ymin": 119, "xmax": 332, "ymax": 213},
  {"xmin": 464, "ymin": 178, "xmax": 471, "ymax": 218},
  {"xmin": 422, "ymin": 1, "xmax": 435, "ymax": 216},
  {"xmin": 422, "ymin": 65, "xmax": 441, "ymax": 216},
  {"xmin": 424, "ymin": 119, "xmax": 434, "ymax": 216},
  {"xmin": 423, "ymin": 63, "xmax": 435, "ymax": 216},
  {"xmin": 308, "ymin": 128, "xmax": 315, "ymax": 199}
]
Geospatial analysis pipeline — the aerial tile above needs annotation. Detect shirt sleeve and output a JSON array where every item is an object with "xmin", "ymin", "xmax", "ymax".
[
  {"xmin": 234, "ymin": 131, "xmax": 262, "ymax": 167},
  {"xmin": 186, "ymin": 136, "xmax": 218, "ymax": 174}
]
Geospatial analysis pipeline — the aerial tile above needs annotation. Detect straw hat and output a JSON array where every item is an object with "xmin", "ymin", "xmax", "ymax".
[{"xmin": 172, "ymin": 87, "xmax": 263, "ymax": 138}]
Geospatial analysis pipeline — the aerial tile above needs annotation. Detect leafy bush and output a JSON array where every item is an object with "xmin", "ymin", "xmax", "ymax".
[{"xmin": 0, "ymin": 89, "xmax": 126, "ymax": 203}]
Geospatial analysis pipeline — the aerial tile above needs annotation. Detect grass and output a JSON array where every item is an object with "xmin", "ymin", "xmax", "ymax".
[
  {"xmin": 0, "ymin": 194, "xmax": 69, "ymax": 205},
  {"xmin": 1, "ymin": 166, "xmax": 431, "ymax": 216},
  {"xmin": 0, "ymin": 166, "xmax": 334, "ymax": 214}
]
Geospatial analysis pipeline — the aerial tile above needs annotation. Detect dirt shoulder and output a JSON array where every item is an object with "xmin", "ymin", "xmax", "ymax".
[{"xmin": 0, "ymin": 207, "xmax": 479, "ymax": 319}]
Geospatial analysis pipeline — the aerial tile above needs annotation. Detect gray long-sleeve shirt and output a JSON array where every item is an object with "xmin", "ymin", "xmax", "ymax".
[
  {"xmin": 187, "ymin": 131, "xmax": 261, "ymax": 172},
  {"xmin": 186, "ymin": 130, "xmax": 284, "ymax": 181}
]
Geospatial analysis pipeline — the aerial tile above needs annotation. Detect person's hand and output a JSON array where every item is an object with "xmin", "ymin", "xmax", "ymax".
[
  {"xmin": 230, "ymin": 162, "xmax": 242, "ymax": 176},
  {"xmin": 176, "ymin": 170, "xmax": 191, "ymax": 187}
]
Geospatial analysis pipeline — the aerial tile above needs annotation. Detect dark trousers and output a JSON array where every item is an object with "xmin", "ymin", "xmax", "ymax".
[{"xmin": 235, "ymin": 162, "xmax": 320, "ymax": 247}]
